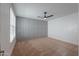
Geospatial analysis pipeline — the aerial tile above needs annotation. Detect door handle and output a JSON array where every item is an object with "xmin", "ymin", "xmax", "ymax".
[{"xmin": 0, "ymin": 50, "xmax": 4, "ymax": 56}]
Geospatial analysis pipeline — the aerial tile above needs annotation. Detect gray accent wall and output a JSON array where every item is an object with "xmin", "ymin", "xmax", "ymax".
[{"xmin": 16, "ymin": 17, "xmax": 48, "ymax": 40}]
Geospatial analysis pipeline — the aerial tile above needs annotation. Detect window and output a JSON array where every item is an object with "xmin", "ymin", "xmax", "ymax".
[{"xmin": 10, "ymin": 8, "xmax": 16, "ymax": 43}]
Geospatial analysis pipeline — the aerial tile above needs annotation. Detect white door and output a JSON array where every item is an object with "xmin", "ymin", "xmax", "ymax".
[
  {"xmin": 0, "ymin": 4, "xmax": 5, "ymax": 56},
  {"xmin": 0, "ymin": 4, "xmax": 1, "ymax": 56},
  {"xmin": 0, "ymin": 3, "xmax": 10, "ymax": 56}
]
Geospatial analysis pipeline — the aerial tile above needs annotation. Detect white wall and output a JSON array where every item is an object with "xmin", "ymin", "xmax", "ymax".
[
  {"xmin": 10, "ymin": 5, "xmax": 16, "ymax": 56},
  {"xmin": 16, "ymin": 17, "xmax": 48, "ymax": 40},
  {"xmin": 48, "ymin": 13, "xmax": 78, "ymax": 45},
  {"xmin": 0, "ymin": 3, "xmax": 16, "ymax": 56}
]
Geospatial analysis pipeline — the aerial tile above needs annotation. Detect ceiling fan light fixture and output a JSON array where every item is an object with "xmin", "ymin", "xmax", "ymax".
[{"xmin": 44, "ymin": 18, "xmax": 47, "ymax": 20}]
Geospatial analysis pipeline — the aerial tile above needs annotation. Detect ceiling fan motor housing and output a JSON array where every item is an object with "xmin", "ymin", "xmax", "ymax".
[
  {"xmin": 44, "ymin": 12, "xmax": 47, "ymax": 18},
  {"xmin": 44, "ymin": 12, "xmax": 47, "ymax": 14}
]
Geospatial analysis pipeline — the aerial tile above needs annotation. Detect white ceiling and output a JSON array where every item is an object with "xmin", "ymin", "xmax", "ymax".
[{"xmin": 13, "ymin": 3, "xmax": 78, "ymax": 20}]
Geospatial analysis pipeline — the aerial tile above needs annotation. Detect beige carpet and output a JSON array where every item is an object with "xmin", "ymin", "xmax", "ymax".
[{"xmin": 12, "ymin": 37, "xmax": 78, "ymax": 56}]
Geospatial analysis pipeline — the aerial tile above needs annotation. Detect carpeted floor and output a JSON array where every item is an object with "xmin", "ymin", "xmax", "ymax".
[{"xmin": 12, "ymin": 37, "xmax": 78, "ymax": 56}]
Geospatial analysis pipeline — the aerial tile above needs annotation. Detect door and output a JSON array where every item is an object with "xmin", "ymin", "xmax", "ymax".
[
  {"xmin": 0, "ymin": 3, "xmax": 10, "ymax": 56},
  {"xmin": 0, "ymin": 4, "xmax": 4, "ymax": 56}
]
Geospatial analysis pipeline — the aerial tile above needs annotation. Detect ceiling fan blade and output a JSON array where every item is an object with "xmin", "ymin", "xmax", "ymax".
[
  {"xmin": 37, "ymin": 16, "xmax": 45, "ymax": 20},
  {"xmin": 46, "ymin": 15, "xmax": 54, "ymax": 18},
  {"xmin": 38, "ymin": 16, "xmax": 44, "ymax": 18}
]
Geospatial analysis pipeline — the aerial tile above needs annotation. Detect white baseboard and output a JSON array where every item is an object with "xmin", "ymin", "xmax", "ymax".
[{"xmin": 48, "ymin": 36, "xmax": 78, "ymax": 46}]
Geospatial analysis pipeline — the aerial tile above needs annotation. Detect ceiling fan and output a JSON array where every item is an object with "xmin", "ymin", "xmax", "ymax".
[{"xmin": 38, "ymin": 12, "xmax": 54, "ymax": 20}]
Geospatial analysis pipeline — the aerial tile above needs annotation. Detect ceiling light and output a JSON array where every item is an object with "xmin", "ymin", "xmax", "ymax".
[{"xmin": 44, "ymin": 18, "xmax": 47, "ymax": 20}]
